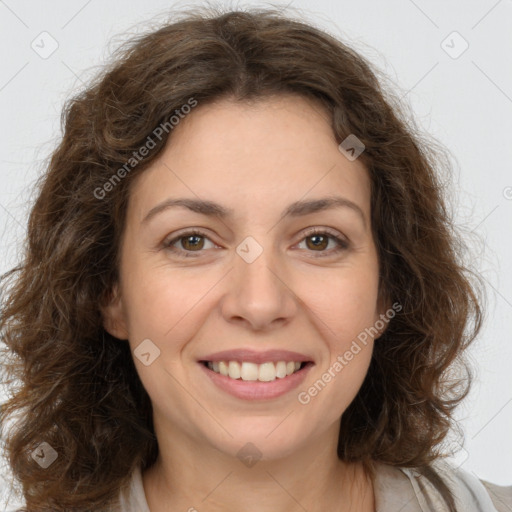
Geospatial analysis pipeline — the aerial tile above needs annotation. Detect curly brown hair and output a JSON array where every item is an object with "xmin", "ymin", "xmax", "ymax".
[{"xmin": 0, "ymin": 5, "xmax": 483, "ymax": 512}]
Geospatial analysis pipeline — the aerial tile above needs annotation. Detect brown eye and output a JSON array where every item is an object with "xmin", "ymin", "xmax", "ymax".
[
  {"xmin": 163, "ymin": 228, "xmax": 349, "ymax": 259},
  {"xmin": 164, "ymin": 230, "xmax": 215, "ymax": 258},
  {"xmin": 297, "ymin": 228, "xmax": 350, "ymax": 257},
  {"xmin": 180, "ymin": 234, "xmax": 205, "ymax": 251},
  {"xmin": 305, "ymin": 233, "xmax": 329, "ymax": 251}
]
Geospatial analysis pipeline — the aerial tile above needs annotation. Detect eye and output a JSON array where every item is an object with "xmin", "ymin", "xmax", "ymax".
[
  {"xmin": 163, "ymin": 229, "xmax": 216, "ymax": 258},
  {"xmin": 295, "ymin": 227, "xmax": 350, "ymax": 257},
  {"xmin": 163, "ymin": 227, "xmax": 350, "ymax": 259}
]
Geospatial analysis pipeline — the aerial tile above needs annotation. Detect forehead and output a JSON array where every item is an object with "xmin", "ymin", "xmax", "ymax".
[{"xmin": 127, "ymin": 94, "xmax": 371, "ymax": 224}]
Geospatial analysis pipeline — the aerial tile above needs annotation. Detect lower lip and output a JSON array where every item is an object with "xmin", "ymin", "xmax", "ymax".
[{"xmin": 199, "ymin": 362, "xmax": 314, "ymax": 400}]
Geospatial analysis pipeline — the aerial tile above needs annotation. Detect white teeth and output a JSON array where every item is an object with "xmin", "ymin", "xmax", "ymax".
[
  {"xmin": 228, "ymin": 361, "xmax": 241, "ymax": 379},
  {"xmin": 258, "ymin": 362, "xmax": 276, "ymax": 382},
  {"xmin": 206, "ymin": 360, "xmax": 305, "ymax": 382},
  {"xmin": 240, "ymin": 362, "xmax": 259, "ymax": 381},
  {"xmin": 219, "ymin": 361, "xmax": 229, "ymax": 376},
  {"xmin": 275, "ymin": 361, "xmax": 287, "ymax": 378}
]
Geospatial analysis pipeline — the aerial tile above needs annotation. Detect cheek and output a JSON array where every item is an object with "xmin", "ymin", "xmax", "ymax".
[
  {"xmin": 319, "ymin": 346, "xmax": 373, "ymax": 424},
  {"xmin": 121, "ymin": 264, "xmax": 214, "ymax": 340},
  {"xmin": 301, "ymin": 269, "xmax": 380, "ymax": 343},
  {"xmin": 120, "ymin": 243, "xmax": 380, "ymax": 348},
  {"xmin": 310, "ymin": 270, "xmax": 378, "ymax": 411}
]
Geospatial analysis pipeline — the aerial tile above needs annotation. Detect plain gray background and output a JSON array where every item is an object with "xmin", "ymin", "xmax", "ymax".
[{"xmin": 1, "ymin": 0, "xmax": 511, "ymax": 505}]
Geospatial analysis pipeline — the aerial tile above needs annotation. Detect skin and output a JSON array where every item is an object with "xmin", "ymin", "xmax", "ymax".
[{"xmin": 102, "ymin": 93, "xmax": 388, "ymax": 512}]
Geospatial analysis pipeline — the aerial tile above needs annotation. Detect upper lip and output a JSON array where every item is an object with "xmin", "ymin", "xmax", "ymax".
[{"xmin": 199, "ymin": 349, "xmax": 314, "ymax": 364}]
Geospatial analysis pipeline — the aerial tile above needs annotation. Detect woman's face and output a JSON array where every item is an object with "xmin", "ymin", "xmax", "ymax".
[{"xmin": 103, "ymin": 94, "xmax": 387, "ymax": 461}]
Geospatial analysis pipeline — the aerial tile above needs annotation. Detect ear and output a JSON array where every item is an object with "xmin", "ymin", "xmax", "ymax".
[{"xmin": 100, "ymin": 284, "xmax": 129, "ymax": 340}]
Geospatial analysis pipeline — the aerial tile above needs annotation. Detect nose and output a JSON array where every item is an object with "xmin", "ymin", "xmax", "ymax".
[{"xmin": 219, "ymin": 239, "xmax": 298, "ymax": 332}]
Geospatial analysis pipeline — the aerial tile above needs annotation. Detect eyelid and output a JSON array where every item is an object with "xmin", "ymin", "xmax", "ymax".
[
  {"xmin": 163, "ymin": 226, "xmax": 350, "ymax": 258},
  {"xmin": 162, "ymin": 228, "xmax": 218, "ymax": 253},
  {"xmin": 295, "ymin": 227, "xmax": 350, "ymax": 256},
  {"xmin": 300, "ymin": 226, "xmax": 348, "ymax": 244}
]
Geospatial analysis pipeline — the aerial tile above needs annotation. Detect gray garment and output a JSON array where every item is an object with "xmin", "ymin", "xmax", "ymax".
[
  {"xmin": 372, "ymin": 460, "xmax": 512, "ymax": 512},
  {"xmin": 117, "ymin": 459, "xmax": 512, "ymax": 512}
]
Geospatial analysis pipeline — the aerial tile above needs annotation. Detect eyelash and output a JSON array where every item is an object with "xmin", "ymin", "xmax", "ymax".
[{"xmin": 163, "ymin": 227, "xmax": 350, "ymax": 259}]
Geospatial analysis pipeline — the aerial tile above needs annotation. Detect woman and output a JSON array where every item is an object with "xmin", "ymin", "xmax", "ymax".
[{"xmin": 1, "ymin": 6, "xmax": 510, "ymax": 512}]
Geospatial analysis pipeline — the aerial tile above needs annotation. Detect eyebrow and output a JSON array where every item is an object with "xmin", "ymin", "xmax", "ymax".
[{"xmin": 141, "ymin": 196, "xmax": 367, "ymax": 227}]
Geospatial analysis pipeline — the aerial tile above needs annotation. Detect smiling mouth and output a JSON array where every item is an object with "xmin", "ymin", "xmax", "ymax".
[{"xmin": 200, "ymin": 360, "xmax": 312, "ymax": 382}]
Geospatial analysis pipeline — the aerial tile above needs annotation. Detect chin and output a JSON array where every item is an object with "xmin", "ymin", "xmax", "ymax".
[{"xmin": 205, "ymin": 418, "xmax": 312, "ymax": 462}]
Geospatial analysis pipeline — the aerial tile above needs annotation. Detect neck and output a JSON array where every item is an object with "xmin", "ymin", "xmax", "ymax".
[{"xmin": 141, "ymin": 421, "xmax": 374, "ymax": 512}]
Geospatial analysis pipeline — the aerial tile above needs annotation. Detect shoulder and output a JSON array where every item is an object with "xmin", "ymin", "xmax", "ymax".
[
  {"xmin": 428, "ymin": 459, "xmax": 512, "ymax": 512},
  {"xmin": 116, "ymin": 465, "xmax": 150, "ymax": 512},
  {"xmin": 372, "ymin": 459, "xmax": 512, "ymax": 512},
  {"xmin": 479, "ymin": 479, "xmax": 512, "ymax": 512}
]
